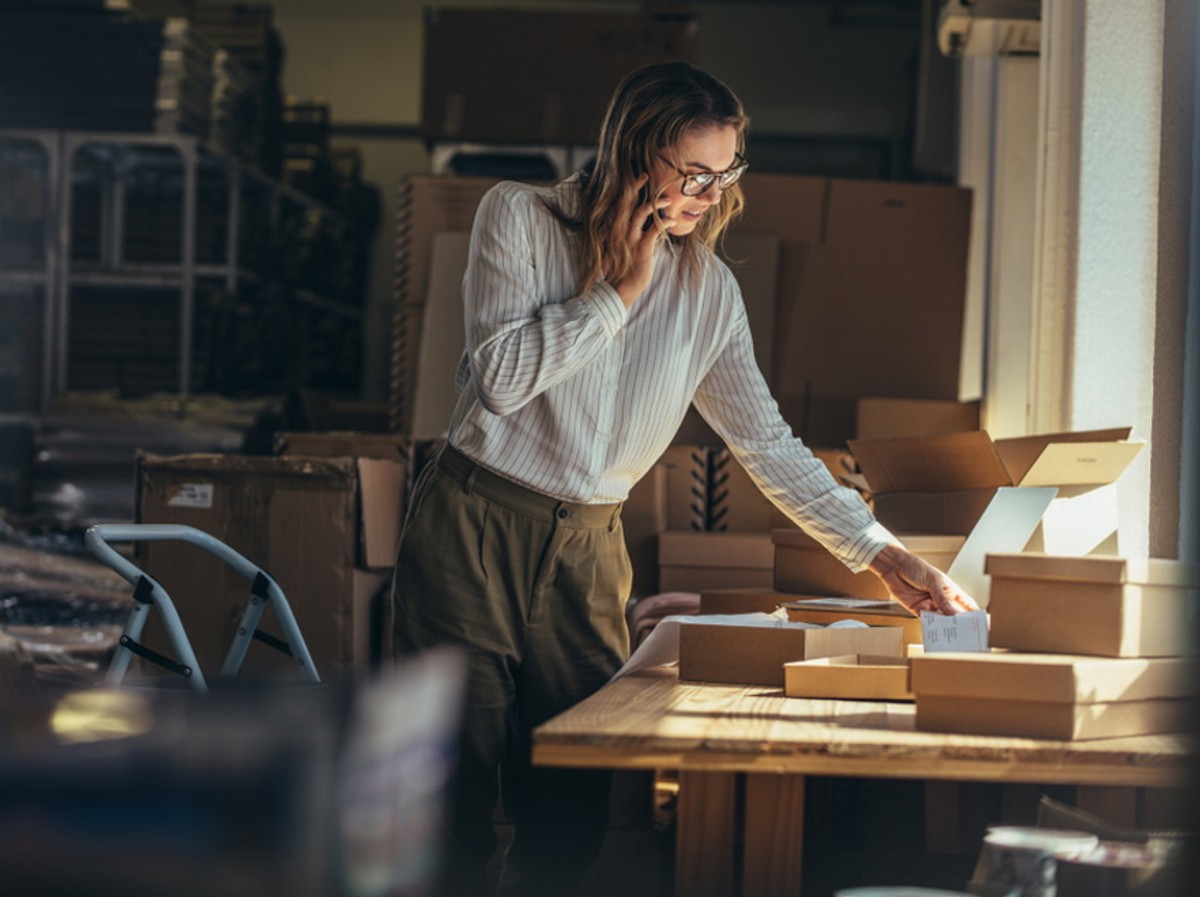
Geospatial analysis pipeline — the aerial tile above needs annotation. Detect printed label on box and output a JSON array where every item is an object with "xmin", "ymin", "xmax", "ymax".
[
  {"xmin": 920, "ymin": 610, "xmax": 989, "ymax": 652},
  {"xmin": 167, "ymin": 483, "xmax": 214, "ymax": 509}
]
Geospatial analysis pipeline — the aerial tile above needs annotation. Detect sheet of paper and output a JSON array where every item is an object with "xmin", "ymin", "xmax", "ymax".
[
  {"xmin": 789, "ymin": 597, "xmax": 896, "ymax": 610},
  {"xmin": 945, "ymin": 486, "xmax": 1057, "ymax": 606},
  {"xmin": 919, "ymin": 610, "xmax": 990, "ymax": 653}
]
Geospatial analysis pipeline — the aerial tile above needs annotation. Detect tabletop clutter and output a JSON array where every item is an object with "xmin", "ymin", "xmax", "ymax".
[{"xmin": 617, "ymin": 424, "xmax": 1196, "ymax": 897}]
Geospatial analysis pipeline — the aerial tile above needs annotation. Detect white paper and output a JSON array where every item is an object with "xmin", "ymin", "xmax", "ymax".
[
  {"xmin": 945, "ymin": 486, "xmax": 1057, "ymax": 606},
  {"xmin": 919, "ymin": 609, "xmax": 990, "ymax": 652},
  {"xmin": 788, "ymin": 597, "xmax": 896, "ymax": 610}
]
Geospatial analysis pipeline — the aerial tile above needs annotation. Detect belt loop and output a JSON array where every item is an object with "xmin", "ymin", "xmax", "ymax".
[
  {"xmin": 463, "ymin": 462, "xmax": 480, "ymax": 495},
  {"xmin": 609, "ymin": 502, "xmax": 623, "ymax": 531}
]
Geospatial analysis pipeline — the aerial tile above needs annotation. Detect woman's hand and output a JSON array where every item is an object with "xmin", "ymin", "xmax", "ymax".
[
  {"xmin": 610, "ymin": 175, "xmax": 676, "ymax": 308},
  {"xmin": 868, "ymin": 543, "xmax": 979, "ymax": 615}
]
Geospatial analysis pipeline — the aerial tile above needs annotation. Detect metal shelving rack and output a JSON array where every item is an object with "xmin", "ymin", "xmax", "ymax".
[{"xmin": 0, "ymin": 128, "xmax": 364, "ymax": 413}]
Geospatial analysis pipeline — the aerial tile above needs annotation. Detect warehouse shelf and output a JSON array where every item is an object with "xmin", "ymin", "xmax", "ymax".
[{"xmin": 0, "ymin": 128, "xmax": 368, "ymax": 412}]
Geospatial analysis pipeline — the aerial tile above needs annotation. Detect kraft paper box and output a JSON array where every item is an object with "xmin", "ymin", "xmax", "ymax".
[
  {"xmin": 855, "ymin": 397, "xmax": 980, "ymax": 441},
  {"xmin": 784, "ymin": 654, "xmax": 913, "ymax": 701},
  {"xmin": 985, "ymin": 553, "xmax": 1200, "ymax": 657},
  {"xmin": 912, "ymin": 651, "xmax": 1198, "ymax": 740},
  {"xmin": 274, "ymin": 431, "xmax": 409, "ymax": 570},
  {"xmin": 678, "ymin": 620, "xmax": 904, "ymax": 686},
  {"xmin": 658, "ymin": 530, "xmax": 774, "ymax": 593},
  {"xmin": 771, "ymin": 527, "xmax": 962, "ymax": 600},
  {"xmin": 850, "ymin": 427, "xmax": 1143, "ymax": 556},
  {"xmin": 136, "ymin": 453, "xmax": 393, "ymax": 681},
  {"xmin": 782, "ymin": 596, "xmax": 924, "ymax": 646}
]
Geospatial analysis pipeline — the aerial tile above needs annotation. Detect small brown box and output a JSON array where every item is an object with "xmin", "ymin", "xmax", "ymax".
[
  {"xmin": 781, "ymin": 596, "xmax": 923, "ymax": 646},
  {"xmin": 784, "ymin": 654, "xmax": 913, "ymax": 701},
  {"xmin": 658, "ymin": 531, "xmax": 774, "ymax": 594},
  {"xmin": 678, "ymin": 621, "xmax": 904, "ymax": 687},
  {"xmin": 986, "ymin": 553, "xmax": 1200, "ymax": 657},
  {"xmin": 912, "ymin": 651, "xmax": 1198, "ymax": 740}
]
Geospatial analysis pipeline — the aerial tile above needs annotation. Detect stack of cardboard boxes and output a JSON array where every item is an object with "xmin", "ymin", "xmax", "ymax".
[{"xmin": 912, "ymin": 555, "xmax": 1198, "ymax": 740}]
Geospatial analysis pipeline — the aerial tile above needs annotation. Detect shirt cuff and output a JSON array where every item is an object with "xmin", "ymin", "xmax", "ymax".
[
  {"xmin": 838, "ymin": 520, "xmax": 899, "ymax": 573},
  {"xmin": 586, "ymin": 281, "xmax": 628, "ymax": 337}
]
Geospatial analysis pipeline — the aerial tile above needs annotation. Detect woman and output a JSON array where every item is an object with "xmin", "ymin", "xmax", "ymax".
[{"xmin": 393, "ymin": 60, "xmax": 977, "ymax": 897}]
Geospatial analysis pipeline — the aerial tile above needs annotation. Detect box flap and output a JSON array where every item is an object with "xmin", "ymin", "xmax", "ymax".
[
  {"xmin": 992, "ymin": 427, "xmax": 1133, "ymax": 484},
  {"xmin": 658, "ymin": 531, "xmax": 774, "ymax": 569},
  {"xmin": 849, "ymin": 431, "xmax": 1012, "ymax": 494},
  {"xmin": 911, "ymin": 652, "xmax": 1197, "ymax": 703},
  {"xmin": 984, "ymin": 553, "xmax": 1200, "ymax": 587},
  {"xmin": 1012, "ymin": 441, "xmax": 1144, "ymax": 488}
]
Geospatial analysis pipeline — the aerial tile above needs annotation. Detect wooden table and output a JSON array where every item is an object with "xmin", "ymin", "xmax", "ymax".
[{"xmin": 532, "ymin": 668, "xmax": 1195, "ymax": 897}]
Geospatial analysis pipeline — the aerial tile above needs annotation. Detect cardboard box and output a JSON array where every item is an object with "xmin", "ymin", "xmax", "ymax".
[
  {"xmin": 781, "ymin": 596, "xmax": 924, "ymax": 646},
  {"xmin": 273, "ymin": 432, "xmax": 408, "ymax": 571},
  {"xmin": 391, "ymin": 175, "xmax": 511, "ymax": 434},
  {"xmin": 985, "ymin": 554, "xmax": 1200, "ymax": 657},
  {"xmin": 700, "ymin": 588, "xmax": 793, "ymax": 616},
  {"xmin": 659, "ymin": 446, "xmax": 709, "ymax": 531},
  {"xmin": 912, "ymin": 651, "xmax": 1198, "ymax": 740},
  {"xmin": 784, "ymin": 654, "xmax": 913, "ymax": 701},
  {"xmin": 137, "ymin": 453, "xmax": 394, "ymax": 681},
  {"xmin": 850, "ymin": 428, "xmax": 1144, "ymax": 556},
  {"xmin": 734, "ymin": 177, "xmax": 971, "ymax": 441},
  {"xmin": 772, "ymin": 527, "xmax": 963, "ymax": 600},
  {"xmin": 678, "ymin": 620, "xmax": 905, "ymax": 686},
  {"xmin": 658, "ymin": 531, "xmax": 775, "ymax": 593},
  {"xmin": 421, "ymin": 9, "xmax": 696, "ymax": 144},
  {"xmin": 855, "ymin": 397, "xmax": 981, "ymax": 440},
  {"xmin": 624, "ymin": 463, "xmax": 668, "ymax": 598}
]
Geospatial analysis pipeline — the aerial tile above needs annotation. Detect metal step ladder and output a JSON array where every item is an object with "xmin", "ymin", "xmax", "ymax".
[{"xmin": 85, "ymin": 523, "xmax": 321, "ymax": 693}]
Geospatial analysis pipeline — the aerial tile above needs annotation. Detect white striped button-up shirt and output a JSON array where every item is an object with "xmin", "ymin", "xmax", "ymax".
[{"xmin": 446, "ymin": 177, "xmax": 894, "ymax": 571}]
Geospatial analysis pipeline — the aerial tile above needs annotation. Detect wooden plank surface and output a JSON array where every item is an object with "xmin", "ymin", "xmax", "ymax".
[
  {"xmin": 533, "ymin": 669, "xmax": 1194, "ymax": 787},
  {"xmin": 675, "ymin": 771, "xmax": 737, "ymax": 897}
]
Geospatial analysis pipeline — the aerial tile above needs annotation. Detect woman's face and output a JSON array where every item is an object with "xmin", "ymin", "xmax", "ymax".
[{"xmin": 651, "ymin": 124, "xmax": 741, "ymax": 237}]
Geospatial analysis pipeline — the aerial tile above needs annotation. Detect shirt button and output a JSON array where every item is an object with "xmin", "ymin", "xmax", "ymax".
[{"xmin": 557, "ymin": 508, "xmax": 569, "ymax": 519}]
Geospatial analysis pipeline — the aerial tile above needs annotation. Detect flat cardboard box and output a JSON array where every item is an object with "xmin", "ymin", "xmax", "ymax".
[
  {"xmin": 624, "ymin": 463, "xmax": 668, "ymax": 598},
  {"xmin": 772, "ymin": 527, "xmax": 963, "ymax": 600},
  {"xmin": 137, "ymin": 453, "xmax": 394, "ymax": 681},
  {"xmin": 915, "ymin": 695, "xmax": 1194, "ymax": 740},
  {"xmin": 913, "ymin": 651, "xmax": 1196, "ymax": 739},
  {"xmin": 855, "ymin": 397, "xmax": 981, "ymax": 440},
  {"xmin": 700, "ymin": 588, "xmax": 794, "ymax": 616},
  {"xmin": 678, "ymin": 621, "xmax": 904, "ymax": 686},
  {"xmin": 781, "ymin": 596, "xmax": 924, "ymax": 646},
  {"xmin": 849, "ymin": 428, "xmax": 1144, "ymax": 555},
  {"xmin": 910, "ymin": 651, "xmax": 1198, "ymax": 702},
  {"xmin": 659, "ymin": 530, "xmax": 775, "ymax": 593},
  {"xmin": 761, "ymin": 179, "xmax": 972, "ymax": 399},
  {"xmin": 784, "ymin": 654, "xmax": 913, "ymax": 701},
  {"xmin": 391, "ymin": 175, "xmax": 510, "ymax": 434},
  {"xmin": 985, "ymin": 553, "xmax": 1200, "ymax": 657}
]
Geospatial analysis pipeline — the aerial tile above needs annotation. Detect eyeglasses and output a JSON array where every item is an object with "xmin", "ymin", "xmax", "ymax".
[{"xmin": 661, "ymin": 152, "xmax": 748, "ymax": 196}]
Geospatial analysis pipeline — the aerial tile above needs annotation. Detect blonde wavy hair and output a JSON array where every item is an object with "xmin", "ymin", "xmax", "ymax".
[{"xmin": 550, "ymin": 61, "xmax": 749, "ymax": 294}]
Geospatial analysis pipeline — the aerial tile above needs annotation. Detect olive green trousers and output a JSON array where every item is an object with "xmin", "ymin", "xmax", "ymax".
[{"xmin": 392, "ymin": 444, "xmax": 631, "ymax": 897}]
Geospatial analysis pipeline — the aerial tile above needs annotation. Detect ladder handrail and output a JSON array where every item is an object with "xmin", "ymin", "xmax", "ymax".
[{"xmin": 86, "ymin": 523, "xmax": 321, "ymax": 692}]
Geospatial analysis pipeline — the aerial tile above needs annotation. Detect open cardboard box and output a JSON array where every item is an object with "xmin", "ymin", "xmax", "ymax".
[
  {"xmin": 849, "ymin": 427, "xmax": 1144, "ymax": 557},
  {"xmin": 985, "ymin": 553, "xmax": 1200, "ymax": 657},
  {"xmin": 911, "ymin": 651, "xmax": 1198, "ymax": 740},
  {"xmin": 678, "ymin": 618, "xmax": 903, "ymax": 687},
  {"xmin": 784, "ymin": 654, "xmax": 913, "ymax": 701},
  {"xmin": 700, "ymin": 589, "xmax": 923, "ymax": 646}
]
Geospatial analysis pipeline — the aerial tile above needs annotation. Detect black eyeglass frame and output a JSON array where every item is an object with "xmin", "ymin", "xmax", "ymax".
[{"xmin": 659, "ymin": 151, "xmax": 749, "ymax": 197}]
